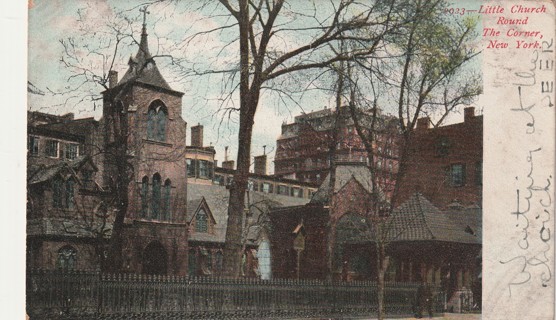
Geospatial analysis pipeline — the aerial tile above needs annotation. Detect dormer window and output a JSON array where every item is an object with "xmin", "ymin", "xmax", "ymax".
[
  {"xmin": 147, "ymin": 101, "xmax": 168, "ymax": 142},
  {"xmin": 196, "ymin": 209, "xmax": 208, "ymax": 233}
]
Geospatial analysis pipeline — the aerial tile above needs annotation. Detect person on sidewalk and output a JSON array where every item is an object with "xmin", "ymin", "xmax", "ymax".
[{"xmin": 415, "ymin": 278, "xmax": 433, "ymax": 318}]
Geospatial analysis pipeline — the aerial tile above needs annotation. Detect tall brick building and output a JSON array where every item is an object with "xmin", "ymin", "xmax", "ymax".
[
  {"xmin": 274, "ymin": 106, "xmax": 398, "ymax": 196},
  {"xmin": 396, "ymin": 107, "xmax": 483, "ymax": 209}
]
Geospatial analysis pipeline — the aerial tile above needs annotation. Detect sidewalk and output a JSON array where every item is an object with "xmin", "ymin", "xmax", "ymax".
[{"xmin": 369, "ymin": 313, "xmax": 481, "ymax": 320}]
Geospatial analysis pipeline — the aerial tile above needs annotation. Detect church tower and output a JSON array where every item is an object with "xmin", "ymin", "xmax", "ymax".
[{"xmin": 101, "ymin": 7, "xmax": 188, "ymax": 275}]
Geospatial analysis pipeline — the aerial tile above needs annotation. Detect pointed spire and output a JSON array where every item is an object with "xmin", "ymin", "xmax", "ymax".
[
  {"xmin": 116, "ymin": 6, "xmax": 176, "ymax": 92},
  {"xmin": 137, "ymin": 6, "xmax": 151, "ymax": 61}
]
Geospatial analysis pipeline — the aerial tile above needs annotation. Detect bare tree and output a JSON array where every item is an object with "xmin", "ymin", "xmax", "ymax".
[
  {"xmin": 201, "ymin": 0, "xmax": 408, "ymax": 278},
  {"xmin": 333, "ymin": 0, "xmax": 482, "ymax": 318}
]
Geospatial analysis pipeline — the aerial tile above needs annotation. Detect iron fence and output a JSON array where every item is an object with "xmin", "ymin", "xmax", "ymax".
[{"xmin": 27, "ymin": 269, "xmax": 444, "ymax": 319}]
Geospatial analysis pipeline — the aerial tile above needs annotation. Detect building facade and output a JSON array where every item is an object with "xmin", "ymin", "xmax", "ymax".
[
  {"xmin": 396, "ymin": 107, "xmax": 483, "ymax": 209},
  {"xmin": 274, "ymin": 106, "xmax": 399, "ymax": 197},
  {"xmin": 27, "ymin": 21, "xmax": 190, "ymax": 276}
]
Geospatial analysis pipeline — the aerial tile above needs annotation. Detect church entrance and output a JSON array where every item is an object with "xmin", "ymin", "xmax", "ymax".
[{"xmin": 142, "ymin": 241, "xmax": 168, "ymax": 275}]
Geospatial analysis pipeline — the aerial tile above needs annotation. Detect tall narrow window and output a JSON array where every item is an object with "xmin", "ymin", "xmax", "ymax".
[
  {"xmin": 147, "ymin": 102, "xmax": 168, "ymax": 142},
  {"xmin": 46, "ymin": 140, "xmax": 59, "ymax": 158},
  {"xmin": 52, "ymin": 178, "xmax": 63, "ymax": 208},
  {"xmin": 186, "ymin": 159, "xmax": 196, "ymax": 177},
  {"xmin": 163, "ymin": 179, "xmax": 171, "ymax": 221},
  {"xmin": 65, "ymin": 179, "xmax": 74, "ymax": 209},
  {"xmin": 147, "ymin": 109, "xmax": 156, "ymax": 140},
  {"xmin": 141, "ymin": 176, "xmax": 149, "ymax": 218},
  {"xmin": 215, "ymin": 251, "xmax": 223, "ymax": 275},
  {"xmin": 151, "ymin": 173, "xmax": 161, "ymax": 219},
  {"xmin": 196, "ymin": 209, "xmax": 208, "ymax": 233},
  {"xmin": 28, "ymin": 136, "xmax": 39, "ymax": 156},
  {"xmin": 450, "ymin": 164, "xmax": 465, "ymax": 187},
  {"xmin": 57, "ymin": 246, "xmax": 77, "ymax": 271}
]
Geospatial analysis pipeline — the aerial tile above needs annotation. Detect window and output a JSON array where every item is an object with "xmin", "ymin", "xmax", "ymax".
[
  {"xmin": 277, "ymin": 185, "xmax": 289, "ymax": 196},
  {"xmin": 196, "ymin": 209, "xmax": 208, "ymax": 233},
  {"xmin": 162, "ymin": 179, "xmax": 171, "ymax": 220},
  {"xmin": 28, "ymin": 136, "xmax": 39, "ymax": 155},
  {"xmin": 65, "ymin": 143, "xmax": 79, "ymax": 160},
  {"xmin": 186, "ymin": 159, "xmax": 196, "ymax": 177},
  {"xmin": 141, "ymin": 176, "xmax": 149, "ymax": 218},
  {"xmin": 45, "ymin": 140, "xmax": 59, "ymax": 158},
  {"xmin": 199, "ymin": 160, "xmax": 209, "ymax": 178},
  {"xmin": 147, "ymin": 102, "xmax": 167, "ymax": 141},
  {"xmin": 262, "ymin": 182, "xmax": 273, "ymax": 193},
  {"xmin": 291, "ymin": 187, "xmax": 303, "ymax": 198},
  {"xmin": 151, "ymin": 173, "xmax": 161, "ymax": 219},
  {"xmin": 215, "ymin": 251, "xmax": 223, "ymax": 275},
  {"xmin": 53, "ymin": 178, "xmax": 75, "ymax": 209},
  {"xmin": 65, "ymin": 179, "xmax": 75, "ymax": 209},
  {"xmin": 52, "ymin": 178, "xmax": 63, "ymax": 208},
  {"xmin": 57, "ymin": 246, "xmax": 77, "ymax": 271},
  {"xmin": 450, "ymin": 164, "xmax": 465, "ymax": 187},
  {"xmin": 437, "ymin": 136, "xmax": 450, "ymax": 157}
]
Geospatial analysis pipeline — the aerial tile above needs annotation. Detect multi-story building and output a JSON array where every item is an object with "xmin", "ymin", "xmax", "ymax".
[
  {"xmin": 274, "ymin": 106, "xmax": 399, "ymax": 196},
  {"xmin": 27, "ymin": 112, "xmax": 105, "ymax": 271},
  {"xmin": 395, "ymin": 107, "xmax": 483, "ymax": 209}
]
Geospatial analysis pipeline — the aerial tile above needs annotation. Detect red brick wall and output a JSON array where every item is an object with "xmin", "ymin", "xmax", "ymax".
[{"xmin": 396, "ymin": 115, "xmax": 483, "ymax": 209}]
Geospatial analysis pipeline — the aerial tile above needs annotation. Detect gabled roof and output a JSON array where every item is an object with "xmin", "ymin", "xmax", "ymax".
[
  {"xmin": 116, "ymin": 24, "xmax": 175, "ymax": 92},
  {"xmin": 187, "ymin": 183, "xmax": 310, "ymax": 244},
  {"xmin": 28, "ymin": 156, "xmax": 95, "ymax": 185},
  {"xmin": 387, "ymin": 193, "xmax": 481, "ymax": 244},
  {"xmin": 310, "ymin": 164, "xmax": 382, "ymax": 204}
]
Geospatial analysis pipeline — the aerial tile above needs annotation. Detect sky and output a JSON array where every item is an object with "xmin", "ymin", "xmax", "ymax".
[{"xmin": 27, "ymin": 0, "xmax": 484, "ymax": 173}]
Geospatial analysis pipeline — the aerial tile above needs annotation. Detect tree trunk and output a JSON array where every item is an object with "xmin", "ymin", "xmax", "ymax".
[{"xmin": 376, "ymin": 241, "xmax": 389, "ymax": 320}]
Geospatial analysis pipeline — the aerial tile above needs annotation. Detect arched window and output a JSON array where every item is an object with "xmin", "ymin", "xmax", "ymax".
[
  {"xmin": 196, "ymin": 209, "xmax": 208, "ymax": 233},
  {"xmin": 147, "ymin": 101, "xmax": 168, "ymax": 141},
  {"xmin": 141, "ymin": 176, "xmax": 149, "ymax": 218},
  {"xmin": 162, "ymin": 179, "xmax": 171, "ymax": 220},
  {"xmin": 151, "ymin": 173, "xmax": 161, "ymax": 219},
  {"xmin": 57, "ymin": 245, "xmax": 77, "ymax": 271}
]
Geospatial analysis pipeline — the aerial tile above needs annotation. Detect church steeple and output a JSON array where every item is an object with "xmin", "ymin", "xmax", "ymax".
[
  {"xmin": 116, "ymin": 6, "xmax": 174, "ymax": 92},
  {"xmin": 136, "ymin": 6, "xmax": 151, "ymax": 63}
]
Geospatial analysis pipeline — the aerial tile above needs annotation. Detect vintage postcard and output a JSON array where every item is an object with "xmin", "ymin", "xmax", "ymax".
[{"xmin": 9, "ymin": 0, "xmax": 556, "ymax": 319}]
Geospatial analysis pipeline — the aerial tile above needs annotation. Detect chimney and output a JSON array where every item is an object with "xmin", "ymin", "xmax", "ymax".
[
  {"xmin": 464, "ymin": 107, "xmax": 475, "ymax": 122},
  {"xmin": 108, "ymin": 70, "xmax": 118, "ymax": 89},
  {"xmin": 254, "ymin": 155, "xmax": 267, "ymax": 175},
  {"xmin": 222, "ymin": 160, "xmax": 235, "ymax": 170},
  {"xmin": 416, "ymin": 117, "xmax": 430, "ymax": 130},
  {"xmin": 191, "ymin": 123, "xmax": 203, "ymax": 147}
]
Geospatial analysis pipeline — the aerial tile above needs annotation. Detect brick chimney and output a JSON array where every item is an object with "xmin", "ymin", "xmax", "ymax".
[
  {"xmin": 416, "ymin": 117, "xmax": 430, "ymax": 130},
  {"xmin": 191, "ymin": 124, "xmax": 203, "ymax": 147},
  {"xmin": 254, "ymin": 155, "xmax": 267, "ymax": 175},
  {"xmin": 222, "ymin": 160, "xmax": 235, "ymax": 170},
  {"xmin": 108, "ymin": 70, "xmax": 118, "ymax": 88},
  {"xmin": 464, "ymin": 107, "xmax": 475, "ymax": 122}
]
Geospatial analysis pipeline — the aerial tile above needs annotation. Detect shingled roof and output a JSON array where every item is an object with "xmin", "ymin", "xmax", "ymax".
[
  {"xmin": 117, "ymin": 23, "xmax": 174, "ymax": 92},
  {"xmin": 387, "ymin": 193, "xmax": 481, "ymax": 244},
  {"xmin": 187, "ymin": 183, "xmax": 310, "ymax": 244},
  {"xmin": 28, "ymin": 156, "xmax": 94, "ymax": 185},
  {"xmin": 310, "ymin": 164, "xmax": 383, "ymax": 204}
]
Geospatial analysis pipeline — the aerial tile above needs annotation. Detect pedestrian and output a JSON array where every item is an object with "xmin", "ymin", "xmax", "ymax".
[{"xmin": 415, "ymin": 278, "xmax": 433, "ymax": 318}]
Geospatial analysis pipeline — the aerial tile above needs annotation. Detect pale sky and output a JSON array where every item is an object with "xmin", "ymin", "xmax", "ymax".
[{"xmin": 27, "ymin": 0, "xmax": 483, "ymax": 173}]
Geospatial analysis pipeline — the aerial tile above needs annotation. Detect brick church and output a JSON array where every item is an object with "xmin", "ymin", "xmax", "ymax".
[{"xmin": 27, "ymin": 19, "xmax": 189, "ymax": 275}]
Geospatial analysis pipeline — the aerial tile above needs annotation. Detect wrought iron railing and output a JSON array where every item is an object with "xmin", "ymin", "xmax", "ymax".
[{"xmin": 27, "ymin": 269, "xmax": 444, "ymax": 319}]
